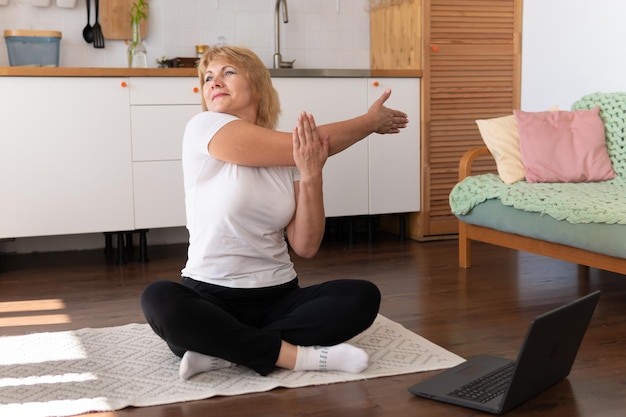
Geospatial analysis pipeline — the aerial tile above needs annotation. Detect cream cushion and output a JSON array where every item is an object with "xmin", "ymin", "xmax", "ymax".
[{"xmin": 476, "ymin": 115, "xmax": 524, "ymax": 184}]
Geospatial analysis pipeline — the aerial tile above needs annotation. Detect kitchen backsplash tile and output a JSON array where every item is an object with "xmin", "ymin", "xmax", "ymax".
[{"xmin": 0, "ymin": 0, "xmax": 370, "ymax": 68}]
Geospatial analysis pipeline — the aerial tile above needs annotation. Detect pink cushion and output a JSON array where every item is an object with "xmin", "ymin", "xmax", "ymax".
[{"xmin": 514, "ymin": 107, "xmax": 616, "ymax": 183}]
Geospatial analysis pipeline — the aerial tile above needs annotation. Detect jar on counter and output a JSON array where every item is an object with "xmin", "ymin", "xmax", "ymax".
[{"xmin": 195, "ymin": 45, "xmax": 209, "ymax": 59}]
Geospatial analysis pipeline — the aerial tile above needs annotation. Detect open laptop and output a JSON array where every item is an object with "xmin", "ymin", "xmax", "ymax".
[{"xmin": 408, "ymin": 290, "xmax": 600, "ymax": 415}]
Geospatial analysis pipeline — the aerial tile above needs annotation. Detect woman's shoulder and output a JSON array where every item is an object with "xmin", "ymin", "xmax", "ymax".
[
  {"xmin": 184, "ymin": 111, "xmax": 241, "ymax": 143},
  {"xmin": 183, "ymin": 112, "xmax": 243, "ymax": 157}
]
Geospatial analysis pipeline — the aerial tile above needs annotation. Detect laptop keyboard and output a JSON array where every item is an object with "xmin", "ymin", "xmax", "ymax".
[{"xmin": 449, "ymin": 362, "xmax": 515, "ymax": 404}]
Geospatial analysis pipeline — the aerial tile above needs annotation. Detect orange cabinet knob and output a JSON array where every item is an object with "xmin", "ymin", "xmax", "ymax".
[
  {"xmin": 431, "ymin": 45, "xmax": 440, "ymax": 52},
  {"xmin": 193, "ymin": 87, "xmax": 199, "ymax": 93},
  {"xmin": 120, "ymin": 81, "xmax": 128, "ymax": 88},
  {"xmin": 372, "ymin": 81, "xmax": 379, "ymax": 87}
]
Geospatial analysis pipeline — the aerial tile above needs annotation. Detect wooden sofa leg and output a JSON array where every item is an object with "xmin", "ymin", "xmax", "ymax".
[{"xmin": 459, "ymin": 221, "xmax": 471, "ymax": 268}]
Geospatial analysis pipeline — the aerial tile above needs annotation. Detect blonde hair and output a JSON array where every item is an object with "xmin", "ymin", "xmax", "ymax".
[{"xmin": 197, "ymin": 45, "xmax": 281, "ymax": 130}]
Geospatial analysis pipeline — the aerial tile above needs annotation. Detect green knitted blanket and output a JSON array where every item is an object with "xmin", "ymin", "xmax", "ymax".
[
  {"xmin": 449, "ymin": 92, "xmax": 626, "ymax": 225},
  {"xmin": 450, "ymin": 174, "xmax": 626, "ymax": 224}
]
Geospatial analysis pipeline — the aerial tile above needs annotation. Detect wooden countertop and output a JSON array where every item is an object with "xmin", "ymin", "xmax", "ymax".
[{"xmin": 0, "ymin": 66, "xmax": 422, "ymax": 78}]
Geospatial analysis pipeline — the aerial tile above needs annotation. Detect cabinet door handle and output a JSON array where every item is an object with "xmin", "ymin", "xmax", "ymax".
[
  {"xmin": 431, "ymin": 45, "xmax": 440, "ymax": 52},
  {"xmin": 120, "ymin": 81, "xmax": 128, "ymax": 88},
  {"xmin": 372, "ymin": 81, "xmax": 380, "ymax": 87},
  {"xmin": 193, "ymin": 87, "xmax": 199, "ymax": 93}
]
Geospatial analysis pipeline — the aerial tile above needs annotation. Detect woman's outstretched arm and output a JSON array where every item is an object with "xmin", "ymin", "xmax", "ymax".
[{"xmin": 208, "ymin": 89, "xmax": 408, "ymax": 167}]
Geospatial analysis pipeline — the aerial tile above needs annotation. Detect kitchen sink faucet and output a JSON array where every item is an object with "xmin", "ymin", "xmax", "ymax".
[{"xmin": 273, "ymin": 0, "xmax": 295, "ymax": 68}]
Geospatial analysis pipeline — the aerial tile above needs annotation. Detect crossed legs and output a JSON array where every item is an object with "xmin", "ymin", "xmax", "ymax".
[{"xmin": 140, "ymin": 277, "xmax": 380, "ymax": 378}]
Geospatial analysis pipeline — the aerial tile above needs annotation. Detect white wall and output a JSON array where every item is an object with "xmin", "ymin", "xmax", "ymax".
[
  {"xmin": 521, "ymin": 0, "xmax": 626, "ymax": 110},
  {"xmin": 0, "ymin": 0, "xmax": 370, "ymax": 69}
]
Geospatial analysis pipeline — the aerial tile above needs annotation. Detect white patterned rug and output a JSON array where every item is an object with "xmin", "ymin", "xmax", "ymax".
[{"xmin": 0, "ymin": 315, "xmax": 464, "ymax": 417}]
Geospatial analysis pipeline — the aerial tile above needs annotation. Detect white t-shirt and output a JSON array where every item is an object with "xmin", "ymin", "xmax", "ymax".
[{"xmin": 180, "ymin": 111, "xmax": 300, "ymax": 288}]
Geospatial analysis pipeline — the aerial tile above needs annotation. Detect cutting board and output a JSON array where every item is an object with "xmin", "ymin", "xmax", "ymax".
[{"xmin": 100, "ymin": 0, "xmax": 148, "ymax": 40}]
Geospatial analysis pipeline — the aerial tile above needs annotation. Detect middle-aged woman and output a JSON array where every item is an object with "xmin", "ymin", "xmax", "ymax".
[{"xmin": 141, "ymin": 45, "xmax": 409, "ymax": 380}]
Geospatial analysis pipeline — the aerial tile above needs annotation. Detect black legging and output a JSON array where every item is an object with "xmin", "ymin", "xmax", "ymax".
[{"xmin": 140, "ymin": 277, "xmax": 381, "ymax": 376}]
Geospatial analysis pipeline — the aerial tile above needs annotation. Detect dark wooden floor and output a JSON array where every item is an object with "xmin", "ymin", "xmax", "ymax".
[{"xmin": 1, "ymin": 233, "xmax": 625, "ymax": 417}]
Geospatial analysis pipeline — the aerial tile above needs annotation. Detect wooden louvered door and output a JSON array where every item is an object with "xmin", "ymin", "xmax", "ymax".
[{"xmin": 415, "ymin": 0, "xmax": 522, "ymax": 238}]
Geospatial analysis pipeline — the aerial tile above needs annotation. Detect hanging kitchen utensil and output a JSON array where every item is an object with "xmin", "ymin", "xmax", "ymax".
[
  {"xmin": 92, "ymin": 0, "xmax": 105, "ymax": 48},
  {"xmin": 82, "ymin": 0, "xmax": 94, "ymax": 43}
]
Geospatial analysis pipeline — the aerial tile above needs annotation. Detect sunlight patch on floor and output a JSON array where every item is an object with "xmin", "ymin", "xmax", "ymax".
[
  {"xmin": 0, "ymin": 299, "xmax": 71, "ymax": 328},
  {"xmin": 0, "ymin": 299, "xmax": 67, "ymax": 313},
  {"xmin": 0, "ymin": 372, "xmax": 98, "ymax": 387},
  {"xmin": 0, "ymin": 330, "xmax": 88, "ymax": 365}
]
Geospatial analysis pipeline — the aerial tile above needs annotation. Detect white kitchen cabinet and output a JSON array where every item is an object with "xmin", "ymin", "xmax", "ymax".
[
  {"xmin": 272, "ymin": 78, "xmax": 370, "ymax": 217},
  {"xmin": 128, "ymin": 77, "xmax": 202, "ymax": 229},
  {"xmin": 0, "ymin": 77, "xmax": 134, "ymax": 239},
  {"xmin": 131, "ymin": 105, "xmax": 199, "ymax": 161},
  {"xmin": 0, "ymin": 75, "xmax": 419, "ymax": 243},
  {"xmin": 368, "ymin": 78, "xmax": 420, "ymax": 214}
]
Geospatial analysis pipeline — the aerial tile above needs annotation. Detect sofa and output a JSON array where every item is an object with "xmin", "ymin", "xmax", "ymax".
[{"xmin": 449, "ymin": 92, "xmax": 626, "ymax": 275}]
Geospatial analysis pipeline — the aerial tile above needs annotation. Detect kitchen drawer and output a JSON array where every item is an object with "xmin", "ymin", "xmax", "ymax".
[
  {"xmin": 129, "ymin": 77, "xmax": 202, "ymax": 105},
  {"xmin": 133, "ymin": 161, "xmax": 186, "ymax": 229},
  {"xmin": 131, "ymin": 104, "xmax": 201, "ymax": 161}
]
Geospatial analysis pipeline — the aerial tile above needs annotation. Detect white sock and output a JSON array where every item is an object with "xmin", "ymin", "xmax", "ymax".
[
  {"xmin": 293, "ymin": 343, "xmax": 369, "ymax": 373},
  {"xmin": 179, "ymin": 351, "xmax": 235, "ymax": 380}
]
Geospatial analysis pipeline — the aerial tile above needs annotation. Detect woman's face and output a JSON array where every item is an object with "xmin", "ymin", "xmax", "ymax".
[{"xmin": 203, "ymin": 58, "xmax": 257, "ymax": 123}]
